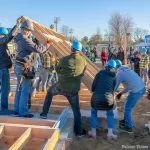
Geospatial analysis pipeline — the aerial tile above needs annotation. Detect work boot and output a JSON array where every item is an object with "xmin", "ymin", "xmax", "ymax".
[
  {"xmin": 107, "ymin": 133, "xmax": 118, "ymax": 140},
  {"xmin": 119, "ymin": 120, "xmax": 125, "ymax": 126},
  {"xmin": 76, "ymin": 129, "xmax": 86, "ymax": 137},
  {"xmin": 107, "ymin": 128, "xmax": 118, "ymax": 140},
  {"xmin": 20, "ymin": 113, "xmax": 34, "ymax": 118},
  {"xmin": 119, "ymin": 125, "xmax": 133, "ymax": 134},
  {"xmin": 40, "ymin": 113, "xmax": 47, "ymax": 119},
  {"xmin": 88, "ymin": 128, "xmax": 96, "ymax": 138},
  {"xmin": 12, "ymin": 112, "xmax": 19, "ymax": 117}
]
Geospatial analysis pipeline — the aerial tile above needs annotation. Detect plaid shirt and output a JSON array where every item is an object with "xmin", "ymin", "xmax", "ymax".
[
  {"xmin": 139, "ymin": 55, "xmax": 149, "ymax": 69},
  {"xmin": 40, "ymin": 52, "xmax": 52, "ymax": 68}
]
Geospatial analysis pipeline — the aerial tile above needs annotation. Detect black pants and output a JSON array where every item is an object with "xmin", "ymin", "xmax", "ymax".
[{"xmin": 42, "ymin": 83, "xmax": 82, "ymax": 135}]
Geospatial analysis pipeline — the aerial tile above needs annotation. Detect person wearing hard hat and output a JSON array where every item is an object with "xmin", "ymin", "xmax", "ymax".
[
  {"xmin": 114, "ymin": 60, "xmax": 145, "ymax": 133},
  {"xmin": 139, "ymin": 47, "xmax": 149, "ymax": 85},
  {"xmin": 0, "ymin": 18, "xmax": 21, "ymax": 112},
  {"xmin": 101, "ymin": 48, "xmax": 108, "ymax": 68},
  {"xmin": 88, "ymin": 60, "xmax": 118, "ymax": 139},
  {"xmin": 14, "ymin": 20, "xmax": 52, "ymax": 118},
  {"xmin": 35, "ymin": 51, "xmax": 54, "ymax": 93},
  {"xmin": 40, "ymin": 40, "xmax": 87, "ymax": 137},
  {"xmin": 115, "ymin": 59, "xmax": 122, "ymax": 69}
]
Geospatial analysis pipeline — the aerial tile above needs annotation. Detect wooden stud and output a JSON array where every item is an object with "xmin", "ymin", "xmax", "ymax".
[
  {"xmin": 0, "ymin": 116, "xmax": 55, "ymax": 127},
  {"xmin": 0, "ymin": 125, "xmax": 4, "ymax": 139},
  {"xmin": 43, "ymin": 129, "xmax": 60, "ymax": 150},
  {"xmin": 9, "ymin": 128, "xmax": 31, "ymax": 150}
]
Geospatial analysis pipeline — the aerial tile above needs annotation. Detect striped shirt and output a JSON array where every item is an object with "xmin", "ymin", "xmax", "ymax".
[
  {"xmin": 139, "ymin": 55, "xmax": 149, "ymax": 69},
  {"xmin": 40, "ymin": 52, "xmax": 52, "ymax": 68}
]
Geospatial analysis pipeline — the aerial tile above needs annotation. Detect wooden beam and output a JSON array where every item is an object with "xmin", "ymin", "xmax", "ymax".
[
  {"xmin": 0, "ymin": 116, "xmax": 55, "ymax": 127},
  {"xmin": 0, "ymin": 125, "xmax": 4, "ymax": 139},
  {"xmin": 9, "ymin": 128, "xmax": 31, "ymax": 150},
  {"xmin": 20, "ymin": 16, "xmax": 99, "ymax": 91},
  {"xmin": 43, "ymin": 129, "xmax": 60, "ymax": 150}
]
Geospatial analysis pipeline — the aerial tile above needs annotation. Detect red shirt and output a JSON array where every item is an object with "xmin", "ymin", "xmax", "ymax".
[{"xmin": 101, "ymin": 51, "xmax": 108, "ymax": 61}]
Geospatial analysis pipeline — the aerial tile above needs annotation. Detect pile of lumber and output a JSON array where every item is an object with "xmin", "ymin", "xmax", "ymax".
[{"xmin": 21, "ymin": 16, "xmax": 99, "ymax": 91}]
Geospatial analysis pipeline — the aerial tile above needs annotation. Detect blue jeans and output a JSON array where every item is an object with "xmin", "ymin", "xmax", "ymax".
[
  {"xmin": 91, "ymin": 108, "xmax": 114, "ymax": 129},
  {"xmin": 124, "ymin": 88, "xmax": 145, "ymax": 128},
  {"xmin": 14, "ymin": 64, "xmax": 32, "ymax": 116},
  {"xmin": 0, "ymin": 68, "xmax": 10, "ymax": 110}
]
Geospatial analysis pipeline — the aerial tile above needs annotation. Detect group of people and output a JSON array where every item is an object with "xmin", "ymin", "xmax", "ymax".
[
  {"xmin": 88, "ymin": 59, "xmax": 145, "ymax": 139},
  {"xmin": 128, "ymin": 47, "xmax": 150, "ymax": 86},
  {"xmin": 101, "ymin": 47, "xmax": 150, "ymax": 86},
  {"xmin": 100, "ymin": 47, "xmax": 125, "ymax": 68},
  {"xmin": 83, "ymin": 47, "xmax": 97, "ymax": 62},
  {"xmin": 0, "ymin": 17, "xmax": 147, "ymax": 138}
]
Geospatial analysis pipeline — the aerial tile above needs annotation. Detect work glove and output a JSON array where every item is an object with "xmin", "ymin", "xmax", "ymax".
[
  {"xmin": 47, "ymin": 38, "xmax": 53, "ymax": 46},
  {"xmin": 16, "ymin": 16, "xmax": 23, "ymax": 26}
]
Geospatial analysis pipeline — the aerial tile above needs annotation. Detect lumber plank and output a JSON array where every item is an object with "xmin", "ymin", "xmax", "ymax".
[
  {"xmin": 43, "ymin": 129, "xmax": 60, "ymax": 150},
  {"xmin": 22, "ymin": 16, "xmax": 66, "ymax": 40},
  {"xmin": 21, "ymin": 16, "xmax": 99, "ymax": 91},
  {"xmin": 0, "ymin": 125, "xmax": 4, "ymax": 139},
  {"xmin": 9, "ymin": 128, "xmax": 31, "ymax": 150},
  {"xmin": 0, "ymin": 116, "xmax": 55, "ymax": 127}
]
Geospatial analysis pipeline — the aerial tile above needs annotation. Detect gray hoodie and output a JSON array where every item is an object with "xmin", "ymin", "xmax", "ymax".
[
  {"xmin": 114, "ymin": 65, "xmax": 145, "ymax": 93},
  {"xmin": 14, "ymin": 33, "xmax": 48, "ymax": 61}
]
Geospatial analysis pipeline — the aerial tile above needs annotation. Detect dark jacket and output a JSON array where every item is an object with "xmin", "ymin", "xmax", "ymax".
[
  {"xmin": 56, "ymin": 53, "xmax": 87, "ymax": 92},
  {"xmin": 14, "ymin": 33, "xmax": 48, "ymax": 62},
  {"xmin": 0, "ymin": 25, "xmax": 18, "ymax": 68},
  {"xmin": 117, "ymin": 51, "xmax": 124, "ymax": 62},
  {"xmin": 91, "ymin": 69, "xmax": 116, "ymax": 110},
  {"xmin": 131, "ymin": 56, "xmax": 140, "ymax": 69}
]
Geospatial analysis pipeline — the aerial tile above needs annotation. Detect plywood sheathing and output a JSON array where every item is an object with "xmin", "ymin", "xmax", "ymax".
[{"xmin": 21, "ymin": 16, "xmax": 99, "ymax": 90}]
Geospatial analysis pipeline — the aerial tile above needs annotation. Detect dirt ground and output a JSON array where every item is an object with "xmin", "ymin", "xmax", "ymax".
[{"xmin": 67, "ymin": 94, "xmax": 150, "ymax": 150}]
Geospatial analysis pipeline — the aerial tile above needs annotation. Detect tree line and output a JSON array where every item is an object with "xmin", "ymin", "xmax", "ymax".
[{"xmin": 49, "ymin": 13, "xmax": 149, "ymax": 48}]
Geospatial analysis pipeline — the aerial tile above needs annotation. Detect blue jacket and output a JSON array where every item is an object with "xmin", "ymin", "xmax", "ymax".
[
  {"xmin": 114, "ymin": 65, "xmax": 145, "ymax": 93},
  {"xmin": 0, "ymin": 25, "xmax": 18, "ymax": 68},
  {"xmin": 91, "ymin": 69, "xmax": 116, "ymax": 110},
  {"xmin": 14, "ymin": 33, "xmax": 48, "ymax": 62}
]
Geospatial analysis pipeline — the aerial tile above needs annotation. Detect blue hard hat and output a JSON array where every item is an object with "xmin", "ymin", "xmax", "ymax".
[
  {"xmin": 0, "ymin": 27, "xmax": 8, "ymax": 35},
  {"xmin": 107, "ymin": 59, "xmax": 117, "ymax": 68},
  {"xmin": 72, "ymin": 40, "xmax": 82, "ymax": 51},
  {"xmin": 115, "ymin": 59, "xmax": 122, "ymax": 67}
]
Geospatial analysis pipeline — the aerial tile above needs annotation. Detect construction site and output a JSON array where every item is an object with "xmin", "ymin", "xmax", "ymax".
[{"xmin": 0, "ymin": 16, "xmax": 149, "ymax": 150}]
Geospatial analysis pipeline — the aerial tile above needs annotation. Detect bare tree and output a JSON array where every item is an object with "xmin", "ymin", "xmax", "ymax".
[
  {"xmin": 133, "ymin": 28, "xmax": 149, "ymax": 42},
  {"xmin": 104, "ymin": 30, "xmax": 114, "ymax": 43},
  {"xmin": 121, "ymin": 15, "xmax": 133, "ymax": 51},
  {"xmin": 50, "ymin": 24, "xmax": 55, "ymax": 30},
  {"xmin": 81, "ymin": 36, "xmax": 89, "ymax": 45},
  {"xmin": 109, "ymin": 12, "xmax": 123, "ymax": 46},
  {"xmin": 109, "ymin": 13, "xmax": 133, "ymax": 64},
  {"xmin": 123, "ymin": 16, "xmax": 133, "ymax": 34},
  {"xmin": 89, "ymin": 35, "xmax": 102, "ymax": 46}
]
